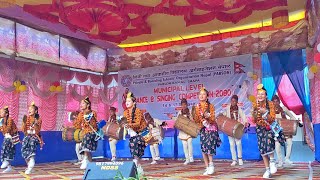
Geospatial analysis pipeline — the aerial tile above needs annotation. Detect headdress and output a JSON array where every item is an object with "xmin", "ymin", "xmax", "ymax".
[
  {"xmin": 83, "ymin": 96, "xmax": 91, "ymax": 105},
  {"xmin": 199, "ymin": 87, "xmax": 206, "ymax": 92},
  {"xmin": 30, "ymin": 101, "xmax": 36, "ymax": 106},
  {"xmin": 257, "ymin": 84, "xmax": 267, "ymax": 94},
  {"xmin": 127, "ymin": 92, "xmax": 133, "ymax": 99},
  {"xmin": 126, "ymin": 92, "xmax": 136, "ymax": 101},
  {"xmin": 2, "ymin": 106, "xmax": 9, "ymax": 114},
  {"xmin": 3, "ymin": 106, "xmax": 8, "ymax": 111}
]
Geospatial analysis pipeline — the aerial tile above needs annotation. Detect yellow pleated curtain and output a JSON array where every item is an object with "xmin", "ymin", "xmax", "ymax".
[{"xmin": 0, "ymin": 0, "xmax": 15, "ymax": 8}]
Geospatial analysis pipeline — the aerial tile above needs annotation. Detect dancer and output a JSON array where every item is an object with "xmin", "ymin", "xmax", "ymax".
[
  {"xmin": 73, "ymin": 97, "xmax": 98, "ymax": 170},
  {"xmin": 252, "ymin": 84, "xmax": 285, "ymax": 178},
  {"xmin": 21, "ymin": 102, "xmax": 43, "ymax": 174},
  {"xmin": 272, "ymin": 95, "xmax": 296, "ymax": 167},
  {"xmin": 223, "ymin": 95, "xmax": 247, "ymax": 166},
  {"xmin": 194, "ymin": 87, "xmax": 221, "ymax": 175},
  {"xmin": 108, "ymin": 107, "xmax": 118, "ymax": 162},
  {"xmin": 0, "ymin": 106, "xmax": 18, "ymax": 173},
  {"xmin": 123, "ymin": 92, "xmax": 147, "ymax": 175},
  {"xmin": 168, "ymin": 98, "xmax": 194, "ymax": 165},
  {"xmin": 144, "ymin": 112, "xmax": 166, "ymax": 165}
]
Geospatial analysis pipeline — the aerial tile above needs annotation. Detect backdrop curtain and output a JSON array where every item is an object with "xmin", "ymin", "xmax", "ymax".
[{"xmin": 266, "ymin": 49, "xmax": 312, "ymax": 119}]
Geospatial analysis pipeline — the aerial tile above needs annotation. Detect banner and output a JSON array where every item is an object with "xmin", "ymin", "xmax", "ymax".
[
  {"xmin": 60, "ymin": 37, "xmax": 107, "ymax": 72},
  {"xmin": 0, "ymin": 17, "xmax": 15, "ymax": 55},
  {"xmin": 16, "ymin": 23, "xmax": 59, "ymax": 63},
  {"xmin": 118, "ymin": 54, "xmax": 253, "ymax": 120},
  {"xmin": 109, "ymin": 21, "xmax": 306, "ymax": 72},
  {"xmin": 15, "ymin": 25, "xmax": 107, "ymax": 73}
]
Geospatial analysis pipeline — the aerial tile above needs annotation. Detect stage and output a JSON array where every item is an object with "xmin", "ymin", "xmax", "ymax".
[{"xmin": 0, "ymin": 159, "xmax": 317, "ymax": 180}]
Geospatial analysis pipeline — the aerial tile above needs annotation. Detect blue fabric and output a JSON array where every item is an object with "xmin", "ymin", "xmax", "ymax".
[
  {"xmin": 267, "ymin": 49, "xmax": 312, "ymax": 120},
  {"xmin": 261, "ymin": 53, "xmax": 277, "ymax": 100},
  {"xmin": 98, "ymin": 120, "xmax": 106, "ymax": 129},
  {"xmin": 302, "ymin": 49, "xmax": 311, "ymax": 119},
  {"xmin": 314, "ymin": 124, "xmax": 320, "ymax": 162},
  {"xmin": 267, "ymin": 52, "xmax": 284, "ymax": 94}
]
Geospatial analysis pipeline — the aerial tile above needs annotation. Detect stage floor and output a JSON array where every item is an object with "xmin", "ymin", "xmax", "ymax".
[{"xmin": 0, "ymin": 159, "xmax": 318, "ymax": 180}]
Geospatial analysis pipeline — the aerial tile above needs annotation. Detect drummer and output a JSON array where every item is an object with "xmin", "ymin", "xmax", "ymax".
[
  {"xmin": 223, "ymin": 95, "xmax": 247, "ymax": 166},
  {"xmin": 123, "ymin": 92, "xmax": 147, "ymax": 175},
  {"xmin": 168, "ymin": 98, "xmax": 195, "ymax": 165},
  {"xmin": 194, "ymin": 87, "xmax": 221, "ymax": 175},
  {"xmin": 108, "ymin": 107, "xmax": 118, "ymax": 162},
  {"xmin": 272, "ymin": 95, "xmax": 297, "ymax": 167},
  {"xmin": 144, "ymin": 112, "xmax": 166, "ymax": 165}
]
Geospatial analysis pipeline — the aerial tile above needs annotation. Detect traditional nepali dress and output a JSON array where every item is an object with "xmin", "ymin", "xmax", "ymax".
[
  {"xmin": 123, "ymin": 108, "xmax": 147, "ymax": 159},
  {"xmin": 0, "ymin": 118, "xmax": 18, "ymax": 162},
  {"xmin": 74, "ymin": 111, "xmax": 98, "ymax": 154},
  {"xmin": 21, "ymin": 116, "xmax": 42, "ymax": 160},
  {"xmin": 194, "ymin": 102, "xmax": 221, "ymax": 155},
  {"xmin": 252, "ymin": 101, "xmax": 285, "ymax": 156}
]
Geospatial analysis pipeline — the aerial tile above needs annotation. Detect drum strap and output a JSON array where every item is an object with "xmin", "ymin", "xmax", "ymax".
[
  {"xmin": 262, "ymin": 112, "xmax": 283, "ymax": 136},
  {"xmin": 89, "ymin": 123, "xmax": 104, "ymax": 141}
]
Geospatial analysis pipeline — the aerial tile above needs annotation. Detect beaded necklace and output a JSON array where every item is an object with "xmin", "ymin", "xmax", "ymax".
[
  {"xmin": 27, "ymin": 115, "xmax": 35, "ymax": 129},
  {"xmin": 126, "ymin": 108, "xmax": 138, "ymax": 123},
  {"xmin": 196, "ymin": 102, "xmax": 208, "ymax": 121},
  {"xmin": 256, "ymin": 100, "xmax": 269, "ymax": 126}
]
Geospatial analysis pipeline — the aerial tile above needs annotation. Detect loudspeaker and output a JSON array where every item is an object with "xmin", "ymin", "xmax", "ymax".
[{"xmin": 83, "ymin": 161, "xmax": 137, "ymax": 180}]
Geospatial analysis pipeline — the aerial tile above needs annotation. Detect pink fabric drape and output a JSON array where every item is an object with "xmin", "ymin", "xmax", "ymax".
[
  {"xmin": 277, "ymin": 74, "xmax": 305, "ymax": 115},
  {"xmin": 0, "ymin": 57, "xmax": 111, "ymax": 86},
  {"xmin": 0, "ymin": 91, "xmax": 20, "ymax": 124},
  {"xmin": 27, "ymin": 81, "xmax": 58, "ymax": 131},
  {"xmin": 75, "ymin": 72, "xmax": 89, "ymax": 83},
  {"xmin": 90, "ymin": 74, "xmax": 102, "ymax": 85},
  {"xmin": 65, "ymin": 84, "xmax": 114, "ymax": 124},
  {"xmin": 0, "ymin": 57, "xmax": 118, "ymax": 131}
]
